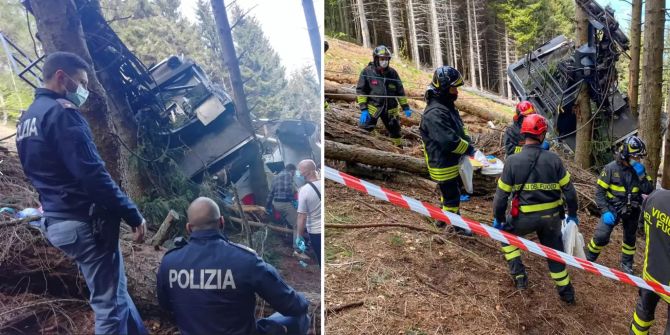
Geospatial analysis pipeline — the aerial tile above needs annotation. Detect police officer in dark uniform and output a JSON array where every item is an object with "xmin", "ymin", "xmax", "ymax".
[
  {"xmin": 503, "ymin": 100, "xmax": 550, "ymax": 157},
  {"xmin": 586, "ymin": 135, "xmax": 655, "ymax": 274},
  {"xmin": 16, "ymin": 52, "xmax": 147, "ymax": 334},
  {"xmin": 157, "ymin": 197, "xmax": 310, "ymax": 335},
  {"xmin": 356, "ymin": 45, "xmax": 411, "ymax": 147},
  {"xmin": 492, "ymin": 114, "xmax": 578, "ymax": 304},
  {"xmin": 420, "ymin": 66, "xmax": 474, "ymax": 235},
  {"xmin": 629, "ymin": 189, "xmax": 670, "ymax": 334}
]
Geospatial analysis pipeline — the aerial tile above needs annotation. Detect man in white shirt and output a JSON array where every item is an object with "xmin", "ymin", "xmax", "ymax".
[{"xmin": 296, "ymin": 159, "xmax": 322, "ymax": 266}]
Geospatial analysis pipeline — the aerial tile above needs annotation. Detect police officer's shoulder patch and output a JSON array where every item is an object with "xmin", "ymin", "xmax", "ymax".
[
  {"xmin": 55, "ymin": 98, "xmax": 78, "ymax": 110},
  {"xmin": 230, "ymin": 241, "xmax": 257, "ymax": 255}
]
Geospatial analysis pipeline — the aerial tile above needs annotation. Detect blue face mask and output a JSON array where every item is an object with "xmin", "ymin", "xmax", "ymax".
[
  {"xmin": 64, "ymin": 74, "xmax": 89, "ymax": 107},
  {"xmin": 294, "ymin": 170, "xmax": 305, "ymax": 185}
]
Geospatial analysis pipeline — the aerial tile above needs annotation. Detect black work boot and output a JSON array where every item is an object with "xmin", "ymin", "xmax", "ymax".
[
  {"xmin": 585, "ymin": 250, "xmax": 599, "ymax": 262},
  {"xmin": 621, "ymin": 255, "xmax": 634, "ymax": 274},
  {"xmin": 558, "ymin": 283, "xmax": 576, "ymax": 305},
  {"xmin": 514, "ymin": 274, "xmax": 528, "ymax": 290}
]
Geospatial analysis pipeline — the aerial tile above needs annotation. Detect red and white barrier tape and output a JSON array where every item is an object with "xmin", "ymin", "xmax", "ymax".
[{"xmin": 324, "ymin": 166, "xmax": 670, "ymax": 297}]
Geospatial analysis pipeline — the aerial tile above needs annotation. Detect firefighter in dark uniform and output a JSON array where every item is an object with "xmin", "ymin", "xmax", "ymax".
[
  {"xmin": 16, "ymin": 52, "xmax": 147, "ymax": 334},
  {"xmin": 492, "ymin": 114, "xmax": 578, "ymax": 304},
  {"xmin": 356, "ymin": 45, "xmax": 411, "ymax": 146},
  {"xmin": 586, "ymin": 135, "xmax": 654, "ymax": 274},
  {"xmin": 420, "ymin": 66, "xmax": 474, "ymax": 235},
  {"xmin": 503, "ymin": 100, "xmax": 550, "ymax": 157},
  {"xmin": 157, "ymin": 197, "xmax": 310, "ymax": 335},
  {"xmin": 629, "ymin": 189, "xmax": 670, "ymax": 335}
]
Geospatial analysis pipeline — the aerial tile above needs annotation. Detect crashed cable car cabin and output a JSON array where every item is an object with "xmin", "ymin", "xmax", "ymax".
[{"xmin": 507, "ymin": 0, "xmax": 637, "ymax": 165}]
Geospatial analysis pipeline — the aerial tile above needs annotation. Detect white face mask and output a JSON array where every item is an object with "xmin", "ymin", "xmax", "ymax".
[{"xmin": 379, "ymin": 60, "xmax": 389, "ymax": 68}]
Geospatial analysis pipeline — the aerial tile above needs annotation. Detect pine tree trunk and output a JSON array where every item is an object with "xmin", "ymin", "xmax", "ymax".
[
  {"xmin": 73, "ymin": 0, "xmax": 145, "ymax": 199},
  {"xmin": 339, "ymin": 0, "xmax": 350, "ymax": 37},
  {"xmin": 505, "ymin": 27, "xmax": 512, "ymax": 99},
  {"xmin": 497, "ymin": 32, "xmax": 505, "ymax": 95},
  {"xmin": 639, "ymin": 0, "xmax": 665, "ymax": 182},
  {"xmin": 407, "ymin": 0, "xmax": 420, "ymax": 67},
  {"xmin": 29, "ymin": 0, "xmax": 124, "ymax": 183},
  {"xmin": 211, "ymin": 0, "xmax": 268, "ymax": 203},
  {"xmin": 302, "ymin": 0, "xmax": 321, "ymax": 84},
  {"xmin": 385, "ymin": 0, "xmax": 399, "ymax": 56},
  {"xmin": 356, "ymin": 0, "xmax": 371, "ymax": 48},
  {"xmin": 352, "ymin": 0, "xmax": 361, "ymax": 42},
  {"xmin": 428, "ymin": 0, "xmax": 442, "ymax": 69},
  {"xmin": 449, "ymin": 0, "xmax": 458, "ymax": 69},
  {"xmin": 573, "ymin": 2, "xmax": 592, "ymax": 169},
  {"xmin": 663, "ymin": 86, "xmax": 670, "ymax": 187},
  {"xmin": 628, "ymin": 0, "xmax": 642, "ymax": 119},
  {"xmin": 472, "ymin": 0, "xmax": 483, "ymax": 90},
  {"xmin": 466, "ymin": 0, "xmax": 477, "ymax": 89}
]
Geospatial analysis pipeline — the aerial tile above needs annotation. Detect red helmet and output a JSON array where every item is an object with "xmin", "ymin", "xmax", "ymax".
[
  {"xmin": 514, "ymin": 100, "xmax": 536, "ymax": 122},
  {"xmin": 521, "ymin": 114, "xmax": 548, "ymax": 137}
]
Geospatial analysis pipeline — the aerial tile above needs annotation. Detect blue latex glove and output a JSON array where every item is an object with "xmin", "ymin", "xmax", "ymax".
[
  {"xmin": 404, "ymin": 107, "xmax": 412, "ymax": 118},
  {"xmin": 541, "ymin": 140, "xmax": 550, "ymax": 150},
  {"xmin": 492, "ymin": 218, "xmax": 503, "ymax": 230},
  {"xmin": 631, "ymin": 161, "xmax": 646, "ymax": 177},
  {"xmin": 460, "ymin": 194, "xmax": 470, "ymax": 202},
  {"xmin": 265, "ymin": 206, "xmax": 273, "ymax": 215},
  {"xmin": 359, "ymin": 109, "xmax": 370, "ymax": 125},
  {"xmin": 566, "ymin": 215, "xmax": 579, "ymax": 225},
  {"xmin": 602, "ymin": 211, "xmax": 616, "ymax": 226},
  {"xmin": 292, "ymin": 200, "xmax": 298, "ymax": 209},
  {"xmin": 295, "ymin": 236, "xmax": 307, "ymax": 252}
]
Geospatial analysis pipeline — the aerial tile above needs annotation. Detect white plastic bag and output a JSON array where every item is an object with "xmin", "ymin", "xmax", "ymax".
[
  {"xmin": 459, "ymin": 155, "xmax": 474, "ymax": 194},
  {"xmin": 561, "ymin": 219, "xmax": 586, "ymax": 258},
  {"xmin": 481, "ymin": 158, "xmax": 504, "ymax": 176}
]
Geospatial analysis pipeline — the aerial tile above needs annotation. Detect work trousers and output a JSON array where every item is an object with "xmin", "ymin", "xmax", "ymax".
[
  {"xmin": 256, "ymin": 312, "xmax": 310, "ymax": 335},
  {"xmin": 274, "ymin": 200, "xmax": 298, "ymax": 248},
  {"xmin": 360, "ymin": 107, "xmax": 401, "ymax": 141},
  {"xmin": 587, "ymin": 208, "xmax": 640, "ymax": 264},
  {"xmin": 499, "ymin": 211, "xmax": 574, "ymax": 299},
  {"xmin": 629, "ymin": 288, "xmax": 670, "ymax": 335},
  {"xmin": 309, "ymin": 233, "xmax": 321, "ymax": 266},
  {"xmin": 438, "ymin": 178, "xmax": 461, "ymax": 214},
  {"xmin": 45, "ymin": 219, "xmax": 147, "ymax": 335}
]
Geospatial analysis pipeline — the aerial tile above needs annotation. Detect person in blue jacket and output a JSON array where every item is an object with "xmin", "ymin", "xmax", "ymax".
[
  {"xmin": 16, "ymin": 51, "xmax": 147, "ymax": 334},
  {"xmin": 157, "ymin": 197, "xmax": 310, "ymax": 335}
]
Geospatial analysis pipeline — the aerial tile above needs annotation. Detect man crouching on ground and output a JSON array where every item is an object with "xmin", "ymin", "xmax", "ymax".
[{"xmin": 156, "ymin": 197, "xmax": 310, "ymax": 335}]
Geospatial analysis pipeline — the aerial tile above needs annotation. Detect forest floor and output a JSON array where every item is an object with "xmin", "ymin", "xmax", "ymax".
[
  {"xmin": 324, "ymin": 38, "xmax": 666, "ymax": 334},
  {"xmin": 0, "ymin": 134, "xmax": 321, "ymax": 334}
]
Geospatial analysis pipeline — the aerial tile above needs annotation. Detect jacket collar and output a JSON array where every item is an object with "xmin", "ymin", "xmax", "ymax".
[
  {"xmin": 428, "ymin": 96, "xmax": 456, "ymax": 111},
  {"xmin": 35, "ymin": 88, "xmax": 66, "ymax": 99},
  {"xmin": 189, "ymin": 229, "xmax": 226, "ymax": 240}
]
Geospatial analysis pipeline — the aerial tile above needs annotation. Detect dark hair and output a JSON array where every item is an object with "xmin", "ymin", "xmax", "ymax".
[
  {"xmin": 43, "ymin": 51, "xmax": 90, "ymax": 81},
  {"xmin": 285, "ymin": 164, "xmax": 296, "ymax": 172}
]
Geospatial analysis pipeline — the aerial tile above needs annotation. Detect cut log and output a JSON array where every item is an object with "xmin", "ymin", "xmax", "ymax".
[
  {"xmin": 326, "ymin": 140, "xmax": 427, "ymax": 174},
  {"xmin": 325, "ymin": 140, "xmax": 497, "ymax": 195},
  {"xmin": 325, "ymin": 80, "xmax": 356, "ymax": 102},
  {"xmin": 326, "ymin": 83, "xmax": 510, "ymax": 124},
  {"xmin": 149, "ymin": 209, "xmax": 180, "ymax": 247}
]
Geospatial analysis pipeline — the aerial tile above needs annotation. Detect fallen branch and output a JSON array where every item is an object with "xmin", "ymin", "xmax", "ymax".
[
  {"xmin": 228, "ymin": 217, "xmax": 293, "ymax": 235},
  {"xmin": 326, "ymin": 301, "xmax": 364, "ymax": 315},
  {"xmin": 326, "ymin": 223, "xmax": 440, "ymax": 234},
  {"xmin": 415, "ymin": 276, "xmax": 450, "ymax": 296}
]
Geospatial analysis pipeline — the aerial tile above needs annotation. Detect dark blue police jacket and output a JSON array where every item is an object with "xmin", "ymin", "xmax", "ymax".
[
  {"xmin": 16, "ymin": 88, "xmax": 142, "ymax": 225},
  {"xmin": 156, "ymin": 229, "xmax": 309, "ymax": 335}
]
